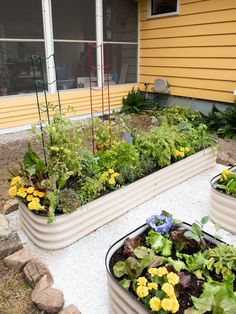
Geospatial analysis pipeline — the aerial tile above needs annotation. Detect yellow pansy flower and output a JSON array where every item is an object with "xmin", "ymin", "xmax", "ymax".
[
  {"xmin": 108, "ymin": 177, "xmax": 115, "ymax": 185},
  {"xmin": 10, "ymin": 176, "xmax": 21, "ymax": 186},
  {"xmin": 136, "ymin": 286, "xmax": 149, "ymax": 298},
  {"xmin": 112, "ymin": 172, "xmax": 119, "ymax": 178},
  {"xmin": 167, "ymin": 272, "xmax": 179, "ymax": 286},
  {"xmin": 148, "ymin": 268, "xmax": 158, "ymax": 277},
  {"xmin": 27, "ymin": 187, "xmax": 35, "ymax": 194},
  {"xmin": 8, "ymin": 186, "xmax": 17, "ymax": 197},
  {"xmin": 32, "ymin": 197, "xmax": 40, "ymax": 203},
  {"xmin": 221, "ymin": 169, "xmax": 230, "ymax": 181},
  {"xmin": 161, "ymin": 298, "xmax": 173, "ymax": 312},
  {"xmin": 148, "ymin": 282, "xmax": 158, "ymax": 291},
  {"xmin": 149, "ymin": 297, "xmax": 161, "ymax": 312},
  {"xmin": 156, "ymin": 267, "xmax": 168, "ymax": 277},
  {"xmin": 28, "ymin": 198, "xmax": 43, "ymax": 211},
  {"xmin": 185, "ymin": 147, "xmax": 190, "ymax": 153},
  {"xmin": 33, "ymin": 190, "xmax": 39, "ymax": 196},
  {"xmin": 180, "ymin": 147, "xmax": 185, "ymax": 152},
  {"xmin": 18, "ymin": 186, "xmax": 26, "ymax": 193},
  {"xmin": 162, "ymin": 283, "xmax": 175, "ymax": 297},
  {"xmin": 179, "ymin": 151, "xmax": 184, "ymax": 158},
  {"xmin": 17, "ymin": 186, "xmax": 27, "ymax": 198},
  {"xmin": 37, "ymin": 191, "xmax": 45, "ymax": 198},
  {"xmin": 170, "ymin": 298, "xmax": 179, "ymax": 313},
  {"xmin": 175, "ymin": 150, "xmax": 180, "ymax": 157},
  {"xmin": 108, "ymin": 168, "xmax": 115, "ymax": 174},
  {"xmin": 27, "ymin": 194, "xmax": 34, "ymax": 202},
  {"xmin": 137, "ymin": 277, "xmax": 147, "ymax": 286}
]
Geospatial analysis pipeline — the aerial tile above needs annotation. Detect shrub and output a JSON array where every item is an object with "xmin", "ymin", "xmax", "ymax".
[{"xmin": 205, "ymin": 104, "xmax": 236, "ymax": 139}]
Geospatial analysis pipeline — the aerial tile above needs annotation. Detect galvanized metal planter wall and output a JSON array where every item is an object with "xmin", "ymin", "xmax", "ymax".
[
  {"xmin": 19, "ymin": 147, "xmax": 217, "ymax": 250},
  {"xmin": 210, "ymin": 166, "xmax": 236, "ymax": 234},
  {"xmin": 105, "ymin": 223, "xmax": 221, "ymax": 314}
]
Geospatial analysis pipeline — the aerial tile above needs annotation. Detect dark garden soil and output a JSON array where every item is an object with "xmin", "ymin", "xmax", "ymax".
[
  {"xmin": 0, "ymin": 116, "xmax": 236, "ymax": 211},
  {"xmin": 0, "ymin": 261, "xmax": 39, "ymax": 314}
]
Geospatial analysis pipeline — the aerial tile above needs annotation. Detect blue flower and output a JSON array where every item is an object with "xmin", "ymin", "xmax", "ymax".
[{"xmin": 146, "ymin": 215, "xmax": 172, "ymax": 234}]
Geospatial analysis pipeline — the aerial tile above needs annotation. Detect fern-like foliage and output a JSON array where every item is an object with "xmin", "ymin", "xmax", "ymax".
[
  {"xmin": 121, "ymin": 88, "xmax": 149, "ymax": 114},
  {"xmin": 206, "ymin": 104, "xmax": 236, "ymax": 139}
]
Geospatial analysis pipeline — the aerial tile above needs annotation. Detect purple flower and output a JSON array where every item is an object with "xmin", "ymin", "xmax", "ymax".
[{"xmin": 146, "ymin": 214, "xmax": 172, "ymax": 234}]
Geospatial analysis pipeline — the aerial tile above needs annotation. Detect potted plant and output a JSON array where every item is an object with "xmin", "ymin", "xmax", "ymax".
[
  {"xmin": 9, "ymin": 112, "xmax": 217, "ymax": 250},
  {"xmin": 106, "ymin": 212, "xmax": 236, "ymax": 313},
  {"xmin": 210, "ymin": 166, "xmax": 236, "ymax": 234}
]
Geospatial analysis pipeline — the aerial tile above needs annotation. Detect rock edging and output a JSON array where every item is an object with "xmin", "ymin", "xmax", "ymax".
[{"xmin": 0, "ymin": 212, "xmax": 81, "ymax": 313}]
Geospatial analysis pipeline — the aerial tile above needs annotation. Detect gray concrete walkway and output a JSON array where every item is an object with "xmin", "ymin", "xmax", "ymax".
[{"xmin": 8, "ymin": 164, "xmax": 236, "ymax": 314}]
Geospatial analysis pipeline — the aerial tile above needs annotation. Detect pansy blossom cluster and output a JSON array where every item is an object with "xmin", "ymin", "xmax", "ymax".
[
  {"xmin": 8, "ymin": 176, "xmax": 45, "ymax": 211},
  {"xmin": 99, "ymin": 169, "xmax": 123, "ymax": 190},
  {"xmin": 175, "ymin": 146, "xmax": 191, "ymax": 159},
  {"xmin": 135, "ymin": 267, "xmax": 179, "ymax": 313}
]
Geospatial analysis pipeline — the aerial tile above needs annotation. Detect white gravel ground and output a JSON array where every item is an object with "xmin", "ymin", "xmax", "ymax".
[{"xmin": 8, "ymin": 164, "xmax": 236, "ymax": 314}]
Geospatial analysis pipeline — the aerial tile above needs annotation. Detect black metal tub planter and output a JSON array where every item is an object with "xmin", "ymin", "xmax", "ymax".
[
  {"xmin": 210, "ymin": 166, "xmax": 236, "ymax": 234},
  {"xmin": 105, "ymin": 212, "xmax": 236, "ymax": 314}
]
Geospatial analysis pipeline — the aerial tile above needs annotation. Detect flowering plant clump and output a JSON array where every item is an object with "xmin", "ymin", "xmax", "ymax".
[
  {"xmin": 135, "ymin": 268, "xmax": 180, "ymax": 313},
  {"xmin": 217, "ymin": 168, "xmax": 236, "ymax": 197},
  {"xmin": 99, "ymin": 169, "xmax": 123, "ymax": 191},
  {"xmin": 146, "ymin": 214, "xmax": 172, "ymax": 234},
  {"xmin": 112, "ymin": 212, "xmax": 236, "ymax": 314},
  {"xmin": 8, "ymin": 176, "xmax": 45, "ymax": 211},
  {"xmin": 175, "ymin": 146, "xmax": 191, "ymax": 159}
]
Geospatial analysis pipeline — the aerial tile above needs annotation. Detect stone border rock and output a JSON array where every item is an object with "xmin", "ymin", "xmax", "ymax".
[{"xmin": 0, "ymin": 213, "xmax": 81, "ymax": 314}]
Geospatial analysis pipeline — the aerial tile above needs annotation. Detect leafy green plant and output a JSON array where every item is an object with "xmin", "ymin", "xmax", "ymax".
[
  {"xmin": 75, "ymin": 176, "xmax": 102, "ymax": 205},
  {"xmin": 81, "ymin": 115, "xmax": 130, "ymax": 150},
  {"xmin": 135, "ymin": 123, "xmax": 181, "ymax": 168},
  {"xmin": 205, "ymin": 244, "xmax": 236, "ymax": 279},
  {"xmin": 217, "ymin": 169, "xmax": 236, "ymax": 197},
  {"xmin": 185, "ymin": 276, "xmax": 236, "ymax": 314},
  {"xmin": 44, "ymin": 113, "xmax": 83, "ymax": 190},
  {"xmin": 146, "ymin": 229, "xmax": 172, "ymax": 257},
  {"xmin": 121, "ymin": 88, "xmax": 148, "ymax": 114},
  {"xmin": 184, "ymin": 216, "xmax": 210, "ymax": 248},
  {"xmin": 96, "ymin": 142, "xmax": 142, "ymax": 182},
  {"xmin": 155, "ymin": 105, "xmax": 201, "ymax": 125},
  {"xmin": 205, "ymin": 103, "xmax": 236, "ymax": 139},
  {"xmin": 57, "ymin": 189, "xmax": 80, "ymax": 214}
]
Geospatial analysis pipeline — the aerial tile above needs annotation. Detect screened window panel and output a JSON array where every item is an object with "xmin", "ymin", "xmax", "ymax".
[
  {"xmin": 151, "ymin": 0, "xmax": 178, "ymax": 15},
  {"xmin": 54, "ymin": 42, "xmax": 97, "ymax": 90},
  {"xmin": 0, "ymin": 0, "xmax": 43, "ymax": 39},
  {"xmin": 103, "ymin": 0, "xmax": 138, "ymax": 42},
  {"xmin": 52, "ymin": 0, "xmax": 96, "ymax": 40},
  {"xmin": 0, "ymin": 42, "xmax": 45, "ymax": 96},
  {"xmin": 104, "ymin": 44, "xmax": 137, "ymax": 84}
]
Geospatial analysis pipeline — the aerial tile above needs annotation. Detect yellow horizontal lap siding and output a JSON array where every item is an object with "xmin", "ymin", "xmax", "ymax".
[
  {"xmin": 140, "ymin": 67, "xmax": 236, "ymax": 81},
  {"xmin": 140, "ymin": 58, "xmax": 236, "ymax": 70},
  {"xmin": 139, "ymin": 77, "xmax": 236, "ymax": 93},
  {"xmin": 139, "ymin": 0, "xmax": 236, "ymax": 103},
  {"xmin": 0, "ymin": 84, "xmax": 135, "ymax": 129},
  {"xmin": 140, "ymin": 34, "xmax": 236, "ymax": 48},
  {"xmin": 140, "ymin": 8, "xmax": 236, "ymax": 29},
  {"xmin": 140, "ymin": 21, "xmax": 236, "ymax": 39}
]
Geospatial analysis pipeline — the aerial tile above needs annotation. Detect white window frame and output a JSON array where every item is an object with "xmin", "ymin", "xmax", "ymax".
[
  {"xmin": 0, "ymin": 0, "xmax": 138, "ymax": 98},
  {"xmin": 148, "ymin": 0, "xmax": 180, "ymax": 19}
]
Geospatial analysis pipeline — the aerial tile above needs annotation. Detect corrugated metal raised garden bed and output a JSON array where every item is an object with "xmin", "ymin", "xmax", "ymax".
[
  {"xmin": 106, "ymin": 214, "xmax": 236, "ymax": 314},
  {"xmin": 210, "ymin": 166, "xmax": 236, "ymax": 234},
  {"xmin": 19, "ymin": 147, "xmax": 217, "ymax": 250}
]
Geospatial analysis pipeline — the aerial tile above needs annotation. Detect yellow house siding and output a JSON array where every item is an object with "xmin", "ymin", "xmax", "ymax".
[
  {"xmin": 139, "ymin": 0, "xmax": 236, "ymax": 103},
  {"xmin": 0, "ymin": 84, "xmax": 135, "ymax": 129}
]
